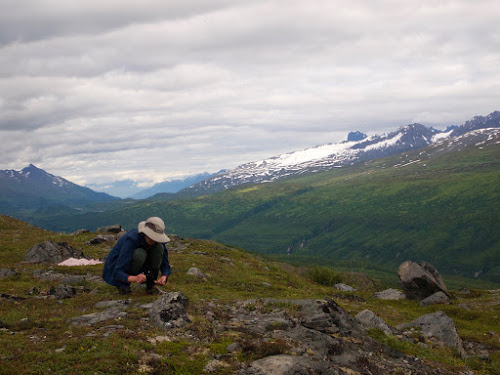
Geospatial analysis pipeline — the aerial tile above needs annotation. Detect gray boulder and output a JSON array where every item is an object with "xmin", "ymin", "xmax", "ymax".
[
  {"xmin": 149, "ymin": 292, "xmax": 190, "ymax": 330},
  {"xmin": 24, "ymin": 241, "xmax": 84, "ymax": 264},
  {"xmin": 69, "ymin": 307, "xmax": 128, "ymax": 326},
  {"xmin": 372, "ymin": 288, "xmax": 406, "ymax": 300},
  {"xmin": 355, "ymin": 309, "xmax": 392, "ymax": 335},
  {"xmin": 396, "ymin": 311, "xmax": 466, "ymax": 358},
  {"xmin": 397, "ymin": 261, "xmax": 448, "ymax": 300},
  {"xmin": 419, "ymin": 291, "xmax": 451, "ymax": 307}
]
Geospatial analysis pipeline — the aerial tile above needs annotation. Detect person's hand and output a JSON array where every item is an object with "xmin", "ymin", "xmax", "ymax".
[
  {"xmin": 155, "ymin": 275, "xmax": 168, "ymax": 285},
  {"xmin": 128, "ymin": 274, "xmax": 146, "ymax": 283}
]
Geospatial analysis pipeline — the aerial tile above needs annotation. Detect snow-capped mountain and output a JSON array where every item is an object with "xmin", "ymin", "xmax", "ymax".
[
  {"xmin": 0, "ymin": 164, "xmax": 118, "ymax": 215},
  {"xmin": 184, "ymin": 111, "xmax": 500, "ymax": 195}
]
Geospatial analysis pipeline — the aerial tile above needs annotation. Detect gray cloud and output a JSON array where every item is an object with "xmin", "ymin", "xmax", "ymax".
[{"xmin": 0, "ymin": 0, "xmax": 499, "ymax": 187}]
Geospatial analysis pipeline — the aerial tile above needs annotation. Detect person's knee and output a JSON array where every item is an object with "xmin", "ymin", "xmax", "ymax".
[{"xmin": 129, "ymin": 248, "xmax": 147, "ymax": 275}]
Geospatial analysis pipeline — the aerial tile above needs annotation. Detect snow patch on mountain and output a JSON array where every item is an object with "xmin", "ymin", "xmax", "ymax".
[
  {"xmin": 364, "ymin": 132, "xmax": 403, "ymax": 151},
  {"xmin": 271, "ymin": 141, "xmax": 358, "ymax": 167}
]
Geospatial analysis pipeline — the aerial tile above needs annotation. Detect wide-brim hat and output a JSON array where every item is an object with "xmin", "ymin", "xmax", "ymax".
[{"xmin": 138, "ymin": 217, "xmax": 170, "ymax": 243}]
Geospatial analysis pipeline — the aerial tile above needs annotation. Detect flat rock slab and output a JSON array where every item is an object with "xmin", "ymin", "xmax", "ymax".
[{"xmin": 69, "ymin": 306, "xmax": 128, "ymax": 326}]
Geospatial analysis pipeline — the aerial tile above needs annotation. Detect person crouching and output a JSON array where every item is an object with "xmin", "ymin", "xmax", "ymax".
[{"xmin": 102, "ymin": 217, "xmax": 171, "ymax": 294}]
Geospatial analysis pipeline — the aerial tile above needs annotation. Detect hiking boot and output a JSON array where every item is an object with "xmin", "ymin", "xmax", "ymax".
[
  {"xmin": 117, "ymin": 285, "xmax": 132, "ymax": 295},
  {"xmin": 144, "ymin": 269, "xmax": 156, "ymax": 291}
]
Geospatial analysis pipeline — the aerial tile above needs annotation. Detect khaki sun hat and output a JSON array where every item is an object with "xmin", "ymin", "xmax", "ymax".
[{"xmin": 138, "ymin": 217, "xmax": 170, "ymax": 243}]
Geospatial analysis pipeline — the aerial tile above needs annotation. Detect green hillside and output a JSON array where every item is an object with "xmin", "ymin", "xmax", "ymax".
[
  {"xmin": 30, "ymin": 141, "xmax": 500, "ymax": 283},
  {"xmin": 1, "ymin": 215, "xmax": 500, "ymax": 374}
]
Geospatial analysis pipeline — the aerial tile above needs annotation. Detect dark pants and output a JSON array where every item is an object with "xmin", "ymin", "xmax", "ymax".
[{"xmin": 128, "ymin": 244, "xmax": 164, "ymax": 278}]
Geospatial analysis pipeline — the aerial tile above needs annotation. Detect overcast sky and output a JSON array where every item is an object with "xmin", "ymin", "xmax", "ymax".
[{"xmin": 1, "ymin": 0, "xmax": 499, "ymax": 188}]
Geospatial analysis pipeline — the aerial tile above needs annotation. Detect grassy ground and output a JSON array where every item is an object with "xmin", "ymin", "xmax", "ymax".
[{"xmin": 1, "ymin": 215, "xmax": 499, "ymax": 374}]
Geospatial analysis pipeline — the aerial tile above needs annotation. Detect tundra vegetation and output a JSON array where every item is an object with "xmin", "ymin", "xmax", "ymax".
[{"xmin": 1, "ymin": 215, "xmax": 499, "ymax": 374}]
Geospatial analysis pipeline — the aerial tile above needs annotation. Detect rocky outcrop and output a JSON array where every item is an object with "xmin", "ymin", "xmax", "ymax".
[
  {"xmin": 227, "ymin": 298, "xmax": 456, "ymax": 374},
  {"xmin": 149, "ymin": 292, "xmax": 191, "ymax": 330},
  {"xmin": 398, "ymin": 261, "xmax": 448, "ymax": 300},
  {"xmin": 24, "ymin": 241, "xmax": 84, "ymax": 264},
  {"xmin": 397, "ymin": 311, "xmax": 466, "ymax": 358}
]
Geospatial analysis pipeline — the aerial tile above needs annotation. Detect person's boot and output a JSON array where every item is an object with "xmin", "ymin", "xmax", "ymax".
[{"xmin": 144, "ymin": 269, "xmax": 157, "ymax": 294}]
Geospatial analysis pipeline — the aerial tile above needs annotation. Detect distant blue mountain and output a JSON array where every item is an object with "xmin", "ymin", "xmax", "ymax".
[
  {"xmin": 132, "ymin": 173, "xmax": 215, "ymax": 199},
  {"xmin": 86, "ymin": 179, "xmax": 140, "ymax": 199}
]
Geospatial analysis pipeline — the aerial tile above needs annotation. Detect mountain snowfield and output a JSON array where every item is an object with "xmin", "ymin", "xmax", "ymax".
[{"xmin": 185, "ymin": 111, "xmax": 500, "ymax": 194}]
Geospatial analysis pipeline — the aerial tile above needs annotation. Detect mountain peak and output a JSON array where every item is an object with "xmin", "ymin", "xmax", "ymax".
[{"xmin": 347, "ymin": 131, "xmax": 367, "ymax": 142}]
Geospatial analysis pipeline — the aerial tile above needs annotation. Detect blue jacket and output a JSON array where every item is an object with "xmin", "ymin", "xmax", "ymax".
[{"xmin": 102, "ymin": 229, "xmax": 171, "ymax": 287}]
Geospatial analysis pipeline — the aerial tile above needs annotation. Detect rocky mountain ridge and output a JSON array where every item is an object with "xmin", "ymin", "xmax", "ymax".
[{"xmin": 184, "ymin": 111, "xmax": 500, "ymax": 195}]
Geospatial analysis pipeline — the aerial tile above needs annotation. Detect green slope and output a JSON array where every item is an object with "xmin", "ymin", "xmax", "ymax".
[{"xmin": 29, "ymin": 141, "xmax": 500, "ymax": 282}]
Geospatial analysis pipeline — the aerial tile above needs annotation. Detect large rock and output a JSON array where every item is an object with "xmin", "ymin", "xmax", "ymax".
[
  {"xmin": 396, "ymin": 311, "xmax": 466, "ymax": 358},
  {"xmin": 397, "ymin": 261, "xmax": 448, "ymax": 300},
  {"xmin": 149, "ymin": 292, "xmax": 190, "ymax": 330},
  {"xmin": 24, "ymin": 241, "xmax": 84, "ymax": 264}
]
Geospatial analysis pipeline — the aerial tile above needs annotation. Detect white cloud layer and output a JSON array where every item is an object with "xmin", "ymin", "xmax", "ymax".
[{"xmin": 0, "ymin": 0, "xmax": 499, "ymax": 186}]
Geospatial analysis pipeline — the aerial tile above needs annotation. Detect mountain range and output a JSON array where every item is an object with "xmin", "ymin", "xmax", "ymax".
[
  {"xmin": 182, "ymin": 111, "xmax": 500, "ymax": 195},
  {"xmin": 0, "ymin": 111, "xmax": 499, "ymax": 282}
]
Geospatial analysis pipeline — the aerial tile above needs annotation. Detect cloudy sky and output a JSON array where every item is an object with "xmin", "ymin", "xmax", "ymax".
[{"xmin": 1, "ymin": 0, "xmax": 499, "ymax": 189}]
